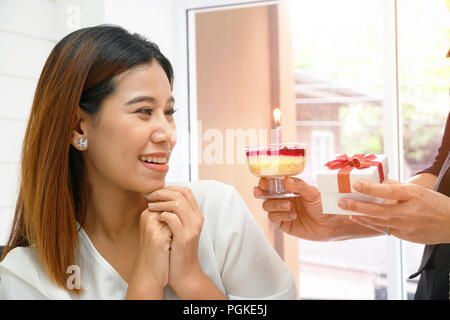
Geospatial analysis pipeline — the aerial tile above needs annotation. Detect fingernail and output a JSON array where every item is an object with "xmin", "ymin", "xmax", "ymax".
[
  {"xmin": 148, "ymin": 202, "xmax": 154, "ymax": 208},
  {"xmin": 338, "ymin": 200, "xmax": 346, "ymax": 209},
  {"xmin": 289, "ymin": 213, "xmax": 297, "ymax": 220},
  {"xmin": 353, "ymin": 183, "xmax": 361, "ymax": 191}
]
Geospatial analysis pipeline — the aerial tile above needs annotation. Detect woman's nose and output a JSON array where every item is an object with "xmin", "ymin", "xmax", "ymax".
[{"xmin": 151, "ymin": 114, "xmax": 176, "ymax": 145}]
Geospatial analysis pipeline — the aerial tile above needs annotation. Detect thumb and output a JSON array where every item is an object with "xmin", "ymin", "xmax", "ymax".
[{"xmin": 284, "ymin": 177, "xmax": 321, "ymax": 202}]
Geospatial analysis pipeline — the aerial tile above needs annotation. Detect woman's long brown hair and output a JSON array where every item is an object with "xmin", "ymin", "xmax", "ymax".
[{"xmin": 0, "ymin": 25, "xmax": 173, "ymax": 294}]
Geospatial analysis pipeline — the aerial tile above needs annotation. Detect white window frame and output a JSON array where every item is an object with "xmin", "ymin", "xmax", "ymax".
[
  {"xmin": 311, "ymin": 130, "xmax": 335, "ymax": 180},
  {"xmin": 177, "ymin": 0, "xmax": 407, "ymax": 300}
]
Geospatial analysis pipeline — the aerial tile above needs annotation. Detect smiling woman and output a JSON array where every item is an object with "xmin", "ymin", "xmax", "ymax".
[{"xmin": 0, "ymin": 25, "xmax": 297, "ymax": 300}]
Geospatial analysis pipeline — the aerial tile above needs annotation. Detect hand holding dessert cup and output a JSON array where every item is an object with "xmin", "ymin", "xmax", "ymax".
[
  {"xmin": 249, "ymin": 143, "xmax": 344, "ymax": 241},
  {"xmin": 245, "ymin": 143, "xmax": 306, "ymax": 199}
]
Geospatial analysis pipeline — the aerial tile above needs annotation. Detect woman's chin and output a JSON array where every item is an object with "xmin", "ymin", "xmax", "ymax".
[{"xmin": 138, "ymin": 179, "xmax": 166, "ymax": 195}]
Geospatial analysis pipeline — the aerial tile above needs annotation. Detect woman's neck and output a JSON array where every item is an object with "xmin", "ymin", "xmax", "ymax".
[{"xmin": 82, "ymin": 180, "xmax": 148, "ymax": 243}]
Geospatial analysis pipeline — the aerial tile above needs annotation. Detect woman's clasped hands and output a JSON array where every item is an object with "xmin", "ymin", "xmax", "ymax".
[{"xmin": 126, "ymin": 186, "xmax": 204, "ymax": 299}]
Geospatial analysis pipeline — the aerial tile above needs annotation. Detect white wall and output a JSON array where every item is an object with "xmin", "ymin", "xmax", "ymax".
[
  {"xmin": 0, "ymin": 0, "xmax": 187, "ymax": 244},
  {"xmin": 103, "ymin": 0, "xmax": 190, "ymax": 183},
  {"xmin": 0, "ymin": 0, "xmax": 59, "ymax": 244}
]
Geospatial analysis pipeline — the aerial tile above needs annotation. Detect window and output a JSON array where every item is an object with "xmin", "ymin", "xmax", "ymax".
[
  {"xmin": 310, "ymin": 130, "xmax": 335, "ymax": 177},
  {"xmin": 397, "ymin": 0, "xmax": 450, "ymax": 297},
  {"xmin": 290, "ymin": 0, "xmax": 390, "ymax": 300},
  {"xmin": 185, "ymin": 0, "xmax": 449, "ymax": 299}
]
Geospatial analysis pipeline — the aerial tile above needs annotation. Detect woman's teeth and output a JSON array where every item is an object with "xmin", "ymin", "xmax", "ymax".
[{"xmin": 139, "ymin": 156, "xmax": 167, "ymax": 164}]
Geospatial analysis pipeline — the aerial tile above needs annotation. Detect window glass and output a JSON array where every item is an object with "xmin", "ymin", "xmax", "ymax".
[
  {"xmin": 289, "ymin": 0, "xmax": 389, "ymax": 299},
  {"xmin": 397, "ymin": 0, "xmax": 450, "ymax": 298}
]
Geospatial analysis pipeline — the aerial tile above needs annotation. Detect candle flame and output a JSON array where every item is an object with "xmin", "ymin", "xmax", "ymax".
[{"xmin": 273, "ymin": 108, "xmax": 281, "ymax": 126}]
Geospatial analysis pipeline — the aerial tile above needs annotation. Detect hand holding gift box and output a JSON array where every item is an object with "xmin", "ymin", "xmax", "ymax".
[
  {"xmin": 253, "ymin": 158, "xmax": 450, "ymax": 243},
  {"xmin": 317, "ymin": 154, "xmax": 389, "ymax": 215}
]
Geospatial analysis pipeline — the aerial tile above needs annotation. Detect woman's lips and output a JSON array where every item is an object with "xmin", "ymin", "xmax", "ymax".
[{"xmin": 139, "ymin": 159, "xmax": 169, "ymax": 172}]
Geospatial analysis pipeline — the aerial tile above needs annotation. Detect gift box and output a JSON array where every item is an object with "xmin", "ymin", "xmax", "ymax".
[{"xmin": 316, "ymin": 154, "xmax": 389, "ymax": 215}]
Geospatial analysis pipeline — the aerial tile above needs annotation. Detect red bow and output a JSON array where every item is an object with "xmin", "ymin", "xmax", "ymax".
[{"xmin": 325, "ymin": 154, "xmax": 384, "ymax": 193}]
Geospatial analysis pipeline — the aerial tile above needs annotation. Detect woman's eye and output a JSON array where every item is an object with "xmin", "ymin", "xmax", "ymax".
[
  {"xmin": 166, "ymin": 108, "xmax": 177, "ymax": 116},
  {"xmin": 137, "ymin": 108, "xmax": 176, "ymax": 117},
  {"xmin": 138, "ymin": 108, "xmax": 153, "ymax": 115}
]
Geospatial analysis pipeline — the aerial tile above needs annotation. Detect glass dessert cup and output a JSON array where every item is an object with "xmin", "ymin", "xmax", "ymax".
[{"xmin": 245, "ymin": 143, "xmax": 306, "ymax": 199}]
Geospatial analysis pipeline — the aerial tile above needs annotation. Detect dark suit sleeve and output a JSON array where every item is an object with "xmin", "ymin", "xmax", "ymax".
[{"xmin": 416, "ymin": 112, "xmax": 450, "ymax": 176}]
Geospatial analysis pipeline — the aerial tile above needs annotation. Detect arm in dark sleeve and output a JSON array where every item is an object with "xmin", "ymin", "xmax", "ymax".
[{"xmin": 416, "ymin": 112, "xmax": 450, "ymax": 176}]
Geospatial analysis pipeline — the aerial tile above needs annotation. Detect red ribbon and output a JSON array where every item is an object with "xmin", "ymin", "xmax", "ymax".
[{"xmin": 325, "ymin": 154, "xmax": 384, "ymax": 193}]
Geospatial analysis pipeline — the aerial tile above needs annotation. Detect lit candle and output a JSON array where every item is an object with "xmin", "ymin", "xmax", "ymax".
[{"xmin": 273, "ymin": 108, "xmax": 282, "ymax": 145}]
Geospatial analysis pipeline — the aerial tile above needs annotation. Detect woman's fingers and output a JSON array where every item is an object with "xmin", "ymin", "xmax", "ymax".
[
  {"xmin": 146, "ymin": 188, "xmax": 176, "ymax": 202},
  {"xmin": 140, "ymin": 209, "xmax": 173, "ymax": 243},
  {"xmin": 147, "ymin": 201, "xmax": 191, "ymax": 227},
  {"xmin": 166, "ymin": 186, "xmax": 203, "ymax": 220},
  {"xmin": 141, "ymin": 209, "xmax": 162, "ymax": 225},
  {"xmin": 158, "ymin": 211, "xmax": 183, "ymax": 235},
  {"xmin": 146, "ymin": 189, "xmax": 194, "ymax": 227},
  {"xmin": 147, "ymin": 187, "xmax": 202, "ymax": 217}
]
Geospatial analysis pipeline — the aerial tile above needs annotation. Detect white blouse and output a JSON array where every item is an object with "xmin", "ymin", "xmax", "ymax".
[{"xmin": 0, "ymin": 180, "xmax": 297, "ymax": 300}]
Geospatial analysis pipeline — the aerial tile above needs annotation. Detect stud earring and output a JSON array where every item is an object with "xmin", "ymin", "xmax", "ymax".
[{"xmin": 77, "ymin": 136, "xmax": 88, "ymax": 150}]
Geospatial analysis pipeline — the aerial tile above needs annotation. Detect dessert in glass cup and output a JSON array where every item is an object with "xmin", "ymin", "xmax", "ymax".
[{"xmin": 245, "ymin": 143, "xmax": 306, "ymax": 199}]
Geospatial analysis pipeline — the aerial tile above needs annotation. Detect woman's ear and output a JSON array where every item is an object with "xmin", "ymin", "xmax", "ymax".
[{"xmin": 71, "ymin": 108, "xmax": 90, "ymax": 151}]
